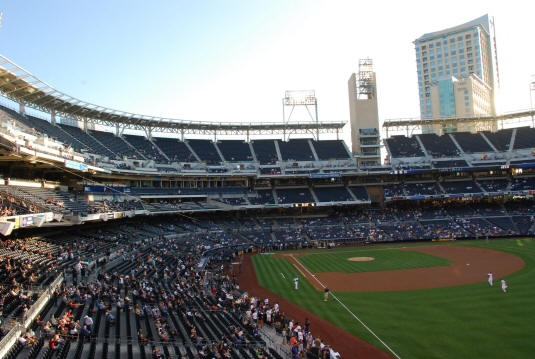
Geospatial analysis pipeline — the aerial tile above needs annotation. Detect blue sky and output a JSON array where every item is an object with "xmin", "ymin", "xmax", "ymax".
[{"xmin": 0, "ymin": 0, "xmax": 534, "ymax": 142}]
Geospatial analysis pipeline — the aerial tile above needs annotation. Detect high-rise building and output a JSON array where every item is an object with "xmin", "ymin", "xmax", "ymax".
[
  {"xmin": 414, "ymin": 14, "xmax": 496, "ymax": 133},
  {"xmin": 348, "ymin": 59, "xmax": 381, "ymax": 166}
]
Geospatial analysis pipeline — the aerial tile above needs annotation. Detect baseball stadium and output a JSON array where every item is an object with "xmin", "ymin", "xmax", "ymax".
[{"xmin": 0, "ymin": 4, "xmax": 535, "ymax": 359}]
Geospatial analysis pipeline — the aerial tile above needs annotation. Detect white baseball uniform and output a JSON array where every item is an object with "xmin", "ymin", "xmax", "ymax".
[
  {"xmin": 294, "ymin": 277, "xmax": 299, "ymax": 290},
  {"xmin": 501, "ymin": 280, "xmax": 508, "ymax": 293},
  {"xmin": 488, "ymin": 272, "xmax": 493, "ymax": 286}
]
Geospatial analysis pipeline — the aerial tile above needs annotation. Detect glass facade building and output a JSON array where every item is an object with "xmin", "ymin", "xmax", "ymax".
[{"xmin": 414, "ymin": 14, "xmax": 495, "ymax": 126}]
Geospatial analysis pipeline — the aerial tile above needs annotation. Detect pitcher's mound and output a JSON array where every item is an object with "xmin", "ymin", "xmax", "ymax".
[{"xmin": 348, "ymin": 257, "xmax": 375, "ymax": 262}]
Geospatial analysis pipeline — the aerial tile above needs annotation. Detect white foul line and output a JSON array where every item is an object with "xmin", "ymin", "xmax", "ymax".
[{"xmin": 290, "ymin": 255, "xmax": 402, "ymax": 359}]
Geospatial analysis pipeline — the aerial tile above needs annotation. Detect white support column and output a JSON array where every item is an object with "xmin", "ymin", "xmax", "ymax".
[
  {"xmin": 115, "ymin": 123, "xmax": 120, "ymax": 137},
  {"xmin": 83, "ymin": 118, "xmax": 88, "ymax": 131},
  {"xmin": 19, "ymin": 102, "xmax": 25, "ymax": 116},
  {"xmin": 51, "ymin": 110, "xmax": 56, "ymax": 124}
]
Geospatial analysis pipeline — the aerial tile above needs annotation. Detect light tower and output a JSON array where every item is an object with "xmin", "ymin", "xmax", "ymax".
[
  {"xmin": 282, "ymin": 90, "xmax": 319, "ymax": 140},
  {"xmin": 348, "ymin": 58, "xmax": 381, "ymax": 166}
]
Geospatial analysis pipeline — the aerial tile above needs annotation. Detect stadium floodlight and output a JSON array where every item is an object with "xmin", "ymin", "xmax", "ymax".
[
  {"xmin": 284, "ymin": 90, "xmax": 316, "ymax": 106},
  {"xmin": 282, "ymin": 90, "xmax": 319, "ymax": 140}
]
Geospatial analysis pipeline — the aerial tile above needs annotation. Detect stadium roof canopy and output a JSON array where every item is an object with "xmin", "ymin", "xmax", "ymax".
[{"xmin": 0, "ymin": 54, "xmax": 345, "ymax": 137}]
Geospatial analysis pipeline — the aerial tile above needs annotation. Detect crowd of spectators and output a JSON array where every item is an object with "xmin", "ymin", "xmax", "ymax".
[{"xmin": 2, "ymin": 198, "xmax": 535, "ymax": 358}]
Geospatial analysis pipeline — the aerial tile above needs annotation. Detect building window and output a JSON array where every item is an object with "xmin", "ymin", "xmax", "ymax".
[
  {"xmin": 457, "ymin": 36, "xmax": 463, "ymax": 41},
  {"xmin": 450, "ymin": 38, "xmax": 455, "ymax": 43},
  {"xmin": 465, "ymin": 34, "xmax": 471, "ymax": 39},
  {"xmin": 436, "ymin": 41, "xmax": 441, "ymax": 47},
  {"xmin": 429, "ymin": 43, "xmax": 434, "ymax": 49}
]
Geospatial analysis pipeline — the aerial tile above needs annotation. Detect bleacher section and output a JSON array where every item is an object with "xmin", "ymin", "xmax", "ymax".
[
  {"xmin": 277, "ymin": 139, "xmax": 315, "ymax": 161},
  {"xmin": 217, "ymin": 140, "xmax": 253, "ymax": 162},
  {"xmin": 187, "ymin": 139, "xmax": 223, "ymax": 165},
  {"xmin": 513, "ymin": 127, "xmax": 535, "ymax": 149},
  {"xmin": 89, "ymin": 130, "xmax": 139, "ymax": 159},
  {"xmin": 58, "ymin": 124, "xmax": 115, "ymax": 158},
  {"xmin": 483, "ymin": 129, "xmax": 513, "ymax": 151},
  {"xmin": 251, "ymin": 140, "xmax": 278, "ymax": 165},
  {"xmin": 275, "ymin": 188, "xmax": 314, "ymax": 204},
  {"xmin": 348, "ymin": 186, "xmax": 369, "ymax": 201},
  {"xmin": 478, "ymin": 179, "xmax": 509, "ymax": 193},
  {"xmin": 248, "ymin": 189, "xmax": 275, "ymax": 205},
  {"xmin": 313, "ymin": 186, "xmax": 354, "ymax": 202},
  {"xmin": 385, "ymin": 136, "xmax": 424, "ymax": 158},
  {"xmin": 311, "ymin": 140, "xmax": 350, "ymax": 160},
  {"xmin": 152, "ymin": 137, "xmax": 196, "ymax": 162},
  {"xmin": 511, "ymin": 177, "xmax": 535, "ymax": 191},
  {"xmin": 123, "ymin": 135, "xmax": 166, "ymax": 162},
  {"xmin": 441, "ymin": 180, "xmax": 482, "ymax": 194},
  {"xmin": 418, "ymin": 133, "xmax": 460, "ymax": 158},
  {"xmin": 452, "ymin": 132, "xmax": 493, "ymax": 153},
  {"xmin": 404, "ymin": 182, "xmax": 442, "ymax": 196}
]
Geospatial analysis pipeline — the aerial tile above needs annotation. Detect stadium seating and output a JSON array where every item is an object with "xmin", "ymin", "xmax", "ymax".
[
  {"xmin": 251, "ymin": 140, "xmax": 279, "ymax": 165},
  {"xmin": 248, "ymin": 189, "xmax": 276, "ymax": 205},
  {"xmin": 58, "ymin": 124, "xmax": 115, "ymax": 158},
  {"xmin": 510, "ymin": 177, "xmax": 535, "ymax": 191},
  {"xmin": 277, "ymin": 139, "xmax": 315, "ymax": 161},
  {"xmin": 275, "ymin": 188, "xmax": 315, "ymax": 204},
  {"xmin": 404, "ymin": 182, "xmax": 443, "ymax": 196},
  {"xmin": 152, "ymin": 137, "xmax": 197, "ymax": 162},
  {"xmin": 483, "ymin": 129, "xmax": 513, "ymax": 151},
  {"xmin": 123, "ymin": 134, "xmax": 167, "ymax": 162},
  {"xmin": 385, "ymin": 136, "xmax": 425, "ymax": 158},
  {"xmin": 217, "ymin": 140, "xmax": 254, "ymax": 162},
  {"xmin": 513, "ymin": 127, "xmax": 535, "ymax": 149},
  {"xmin": 89, "ymin": 130, "xmax": 139, "ymax": 159},
  {"xmin": 348, "ymin": 186, "xmax": 369, "ymax": 201},
  {"xmin": 477, "ymin": 179, "xmax": 509, "ymax": 192},
  {"xmin": 187, "ymin": 139, "xmax": 223, "ymax": 165},
  {"xmin": 383, "ymin": 184, "xmax": 406, "ymax": 197},
  {"xmin": 452, "ymin": 132, "xmax": 493, "ymax": 153},
  {"xmin": 311, "ymin": 140, "xmax": 351, "ymax": 160},
  {"xmin": 313, "ymin": 186, "xmax": 354, "ymax": 202},
  {"xmin": 441, "ymin": 180, "xmax": 482, "ymax": 194},
  {"xmin": 417, "ymin": 133, "xmax": 460, "ymax": 158}
]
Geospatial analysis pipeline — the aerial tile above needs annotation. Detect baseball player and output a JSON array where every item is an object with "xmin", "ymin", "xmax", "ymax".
[
  {"xmin": 501, "ymin": 279, "xmax": 508, "ymax": 293},
  {"xmin": 324, "ymin": 287, "xmax": 330, "ymax": 302},
  {"xmin": 488, "ymin": 272, "xmax": 493, "ymax": 286},
  {"xmin": 294, "ymin": 277, "xmax": 299, "ymax": 290}
]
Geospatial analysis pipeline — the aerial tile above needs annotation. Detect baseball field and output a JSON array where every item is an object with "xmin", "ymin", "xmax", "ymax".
[{"xmin": 241, "ymin": 238, "xmax": 535, "ymax": 359}]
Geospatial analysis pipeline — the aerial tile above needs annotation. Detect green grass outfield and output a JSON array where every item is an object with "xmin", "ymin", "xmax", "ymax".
[
  {"xmin": 296, "ymin": 248, "xmax": 451, "ymax": 273},
  {"xmin": 252, "ymin": 239, "xmax": 535, "ymax": 359}
]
